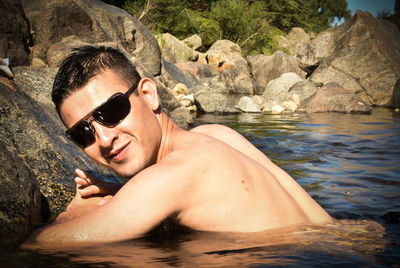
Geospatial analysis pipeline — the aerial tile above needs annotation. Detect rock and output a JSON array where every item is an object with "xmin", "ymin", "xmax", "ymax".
[
  {"xmin": 261, "ymin": 72, "xmax": 303, "ymax": 113},
  {"xmin": 383, "ymin": 211, "xmax": 400, "ymax": 224},
  {"xmin": 173, "ymin": 83, "xmax": 188, "ymax": 95},
  {"xmin": 20, "ymin": 0, "xmax": 162, "ymax": 75},
  {"xmin": 46, "ymin": 35, "xmax": 89, "ymax": 67},
  {"xmin": 281, "ymin": 100, "xmax": 298, "ymax": 112},
  {"xmin": 251, "ymin": 95, "xmax": 263, "ymax": 108},
  {"xmin": 167, "ymin": 106, "xmax": 193, "ymax": 128},
  {"xmin": 183, "ymin": 34, "xmax": 202, "ymax": 50},
  {"xmin": 299, "ymin": 11, "xmax": 400, "ymax": 106},
  {"xmin": 303, "ymin": 82, "xmax": 371, "ymax": 113},
  {"xmin": 30, "ymin": 57, "xmax": 46, "ymax": 68},
  {"xmin": 262, "ymin": 72, "xmax": 304, "ymax": 104},
  {"xmin": 194, "ymin": 89, "xmax": 238, "ymax": 113},
  {"xmin": 175, "ymin": 61, "xmax": 219, "ymax": 82},
  {"xmin": 0, "ymin": 0, "xmax": 30, "ymax": 67},
  {"xmin": 247, "ymin": 51, "xmax": 306, "ymax": 94},
  {"xmin": 389, "ymin": 78, "xmax": 400, "ymax": 109},
  {"xmin": 159, "ymin": 58, "xmax": 199, "ymax": 91},
  {"xmin": 298, "ymin": 31, "xmax": 335, "ymax": 73},
  {"xmin": 0, "ymin": 138, "xmax": 41, "ymax": 247},
  {"xmin": 157, "ymin": 33, "xmax": 199, "ymax": 63},
  {"xmin": 288, "ymin": 80, "xmax": 318, "ymax": 107},
  {"xmin": 237, "ymin": 96, "xmax": 261, "ymax": 113},
  {"xmin": 278, "ymin": 27, "xmax": 311, "ymax": 56},
  {"xmin": 206, "ymin": 40, "xmax": 253, "ymax": 94}
]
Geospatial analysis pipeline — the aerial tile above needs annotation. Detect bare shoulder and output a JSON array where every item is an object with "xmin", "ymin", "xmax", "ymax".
[
  {"xmin": 191, "ymin": 123, "xmax": 240, "ymax": 138},
  {"xmin": 191, "ymin": 124, "xmax": 274, "ymax": 167}
]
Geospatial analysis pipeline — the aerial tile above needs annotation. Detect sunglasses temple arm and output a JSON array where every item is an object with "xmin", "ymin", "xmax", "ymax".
[{"xmin": 126, "ymin": 82, "xmax": 138, "ymax": 95}]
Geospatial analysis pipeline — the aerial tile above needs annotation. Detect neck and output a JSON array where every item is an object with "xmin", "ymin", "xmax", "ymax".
[{"xmin": 156, "ymin": 112, "xmax": 179, "ymax": 162}]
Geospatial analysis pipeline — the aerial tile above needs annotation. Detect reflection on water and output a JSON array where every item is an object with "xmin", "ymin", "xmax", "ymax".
[{"xmin": 2, "ymin": 108, "xmax": 399, "ymax": 266}]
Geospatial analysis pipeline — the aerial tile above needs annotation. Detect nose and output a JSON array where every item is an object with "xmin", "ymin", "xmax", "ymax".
[{"xmin": 91, "ymin": 121, "xmax": 118, "ymax": 149}]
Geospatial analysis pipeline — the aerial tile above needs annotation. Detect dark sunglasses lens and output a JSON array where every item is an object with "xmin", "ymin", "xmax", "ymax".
[
  {"xmin": 67, "ymin": 121, "xmax": 95, "ymax": 148},
  {"xmin": 93, "ymin": 94, "xmax": 131, "ymax": 126}
]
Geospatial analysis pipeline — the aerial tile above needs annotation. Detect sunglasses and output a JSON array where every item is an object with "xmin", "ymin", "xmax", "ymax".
[{"xmin": 65, "ymin": 83, "xmax": 138, "ymax": 148}]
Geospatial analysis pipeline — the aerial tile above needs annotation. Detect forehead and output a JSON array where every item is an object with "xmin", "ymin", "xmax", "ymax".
[{"xmin": 59, "ymin": 70, "xmax": 129, "ymax": 127}]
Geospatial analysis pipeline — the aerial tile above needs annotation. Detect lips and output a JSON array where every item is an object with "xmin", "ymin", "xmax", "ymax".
[{"xmin": 108, "ymin": 141, "xmax": 130, "ymax": 162}]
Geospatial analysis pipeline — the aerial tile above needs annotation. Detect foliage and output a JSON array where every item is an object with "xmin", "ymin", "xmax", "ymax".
[
  {"xmin": 377, "ymin": 0, "xmax": 400, "ymax": 30},
  {"xmin": 100, "ymin": 0, "xmax": 352, "ymax": 56}
]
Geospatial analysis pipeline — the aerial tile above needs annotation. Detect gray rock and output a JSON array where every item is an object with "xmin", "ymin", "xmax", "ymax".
[
  {"xmin": 278, "ymin": 27, "xmax": 311, "ymax": 56},
  {"xmin": 303, "ymin": 82, "xmax": 371, "ymax": 113},
  {"xmin": 175, "ymin": 61, "xmax": 219, "ymax": 82},
  {"xmin": 288, "ymin": 80, "xmax": 318, "ymax": 107},
  {"xmin": 206, "ymin": 40, "xmax": 253, "ymax": 94},
  {"xmin": 298, "ymin": 31, "xmax": 335, "ymax": 73},
  {"xmin": 46, "ymin": 36, "xmax": 89, "ymax": 67},
  {"xmin": 247, "ymin": 51, "xmax": 306, "ymax": 94},
  {"xmin": 262, "ymin": 72, "xmax": 304, "ymax": 104},
  {"xmin": 0, "ymin": 138, "xmax": 41, "ymax": 247},
  {"xmin": 237, "ymin": 96, "xmax": 261, "ymax": 113},
  {"xmin": 157, "ymin": 33, "xmax": 199, "ymax": 63},
  {"xmin": 194, "ymin": 90, "xmax": 238, "ymax": 113},
  {"xmin": 299, "ymin": 11, "xmax": 400, "ymax": 106},
  {"xmin": 21, "ymin": 0, "xmax": 162, "ymax": 75},
  {"xmin": 159, "ymin": 58, "xmax": 200, "ymax": 91},
  {"xmin": 183, "ymin": 34, "xmax": 202, "ymax": 50}
]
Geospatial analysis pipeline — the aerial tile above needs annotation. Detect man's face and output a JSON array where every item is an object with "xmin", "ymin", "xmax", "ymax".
[{"xmin": 59, "ymin": 69, "xmax": 162, "ymax": 178}]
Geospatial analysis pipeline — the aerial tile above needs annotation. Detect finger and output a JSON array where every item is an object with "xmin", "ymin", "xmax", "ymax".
[
  {"xmin": 75, "ymin": 169, "xmax": 101, "ymax": 185},
  {"xmin": 75, "ymin": 168, "xmax": 87, "ymax": 179},
  {"xmin": 75, "ymin": 176, "xmax": 90, "ymax": 187},
  {"xmin": 78, "ymin": 184, "xmax": 102, "ymax": 197}
]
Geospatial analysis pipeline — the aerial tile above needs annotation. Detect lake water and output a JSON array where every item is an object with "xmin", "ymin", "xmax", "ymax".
[{"xmin": 1, "ymin": 108, "xmax": 399, "ymax": 267}]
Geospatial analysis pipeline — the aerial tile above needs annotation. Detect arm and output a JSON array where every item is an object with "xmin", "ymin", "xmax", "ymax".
[{"xmin": 27, "ymin": 163, "xmax": 186, "ymax": 245}]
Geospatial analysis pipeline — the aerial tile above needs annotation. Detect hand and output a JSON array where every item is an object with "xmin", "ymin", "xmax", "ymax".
[
  {"xmin": 56, "ymin": 184, "xmax": 113, "ymax": 223},
  {"xmin": 75, "ymin": 169, "xmax": 122, "ymax": 198}
]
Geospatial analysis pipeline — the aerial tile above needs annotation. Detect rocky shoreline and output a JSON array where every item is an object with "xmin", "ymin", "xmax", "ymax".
[{"xmin": 0, "ymin": 0, "xmax": 399, "ymax": 246}]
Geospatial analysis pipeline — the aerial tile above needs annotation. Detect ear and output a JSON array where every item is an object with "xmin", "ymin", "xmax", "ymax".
[{"xmin": 137, "ymin": 78, "xmax": 160, "ymax": 111}]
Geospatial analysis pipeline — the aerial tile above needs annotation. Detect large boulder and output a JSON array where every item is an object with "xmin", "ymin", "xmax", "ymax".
[
  {"xmin": 262, "ymin": 72, "xmax": 304, "ymax": 104},
  {"xmin": 247, "ymin": 51, "xmax": 306, "ymax": 95},
  {"xmin": 206, "ymin": 40, "xmax": 253, "ymax": 95},
  {"xmin": 0, "ymin": 81, "xmax": 42, "ymax": 247},
  {"xmin": 20, "ymin": 0, "xmax": 162, "ymax": 75},
  {"xmin": 194, "ymin": 86, "xmax": 238, "ymax": 113},
  {"xmin": 0, "ymin": 0, "xmax": 30, "ymax": 67},
  {"xmin": 278, "ymin": 27, "xmax": 312, "ymax": 56},
  {"xmin": 302, "ymin": 82, "xmax": 371, "ymax": 113},
  {"xmin": 288, "ymin": 80, "xmax": 318, "ymax": 108},
  {"xmin": 157, "ymin": 33, "xmax": 199, "ymax": 63},
  {"xmin": 299, "ymin": 11, "xmax": 400, "ymax": 106}
]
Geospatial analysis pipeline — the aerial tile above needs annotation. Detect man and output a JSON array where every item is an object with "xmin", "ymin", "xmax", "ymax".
[{"xmin": 28, "ymin": 46, "xmax": 331, "ymax": 244}]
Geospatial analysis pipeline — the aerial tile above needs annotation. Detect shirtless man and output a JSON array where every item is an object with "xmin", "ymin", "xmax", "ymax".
[{"xmin": 29, "ymin": 46, "xmax": 331, "ymax": 244}]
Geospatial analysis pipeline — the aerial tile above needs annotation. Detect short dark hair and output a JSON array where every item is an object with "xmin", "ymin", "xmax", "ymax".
[{"xmin": 52, "ymin": 45, "xmax": 141, "ymax": 115}]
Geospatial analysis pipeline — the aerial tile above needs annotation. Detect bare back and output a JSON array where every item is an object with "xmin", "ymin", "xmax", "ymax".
[{"xmin": 187, "ymin": 124, "xmax": 332, "ymax": 228}]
